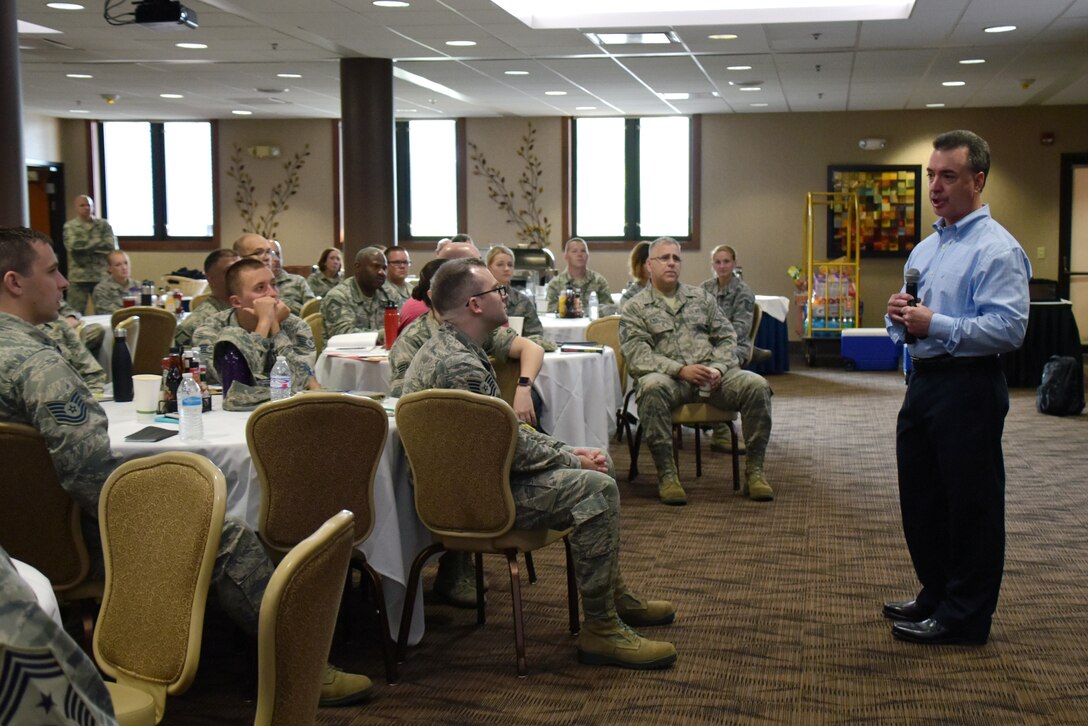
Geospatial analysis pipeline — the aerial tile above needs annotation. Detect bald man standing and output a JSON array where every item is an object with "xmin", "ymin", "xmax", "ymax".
[
  {"xmin": 62, "ymin": 195, "xmax": 117, "ymax": 314},
  {"xmin": 320, "ymin": 246, "xmax": 400, "ymax": 343}
]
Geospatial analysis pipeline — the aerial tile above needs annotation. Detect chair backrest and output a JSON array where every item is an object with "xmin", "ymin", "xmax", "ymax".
[
  {"xmin": 585, "ymin": 315, "xmax": 625, "ymax": 392},
  {"xmin": 299, "ymin": 298, "xmax": 322, "ymax": 320},
  {"xmin": 302, "ymin": 312, "xmax": 325, "ymax": 356},
  {"xmin": 93, "ymin": 452, "xmax": 226, "ymax": 721},
  {"xmin": 190, "ymin": 292, "xmax": 210, "ymax": 311},
  {"xmin": 746, "ymin": 302, "xmax": 763, "ymax": 365},
  {"xmin": 254, "ymin": 510, "xmax": 354, "ymax": 726},
  {"xmin": 246, "ymin": 393, "xmax": 386, "ymax": 555},
  {"xmin": 115, "ymin": 314, "xmax": 140, "ymax": 360},
  {"xmin": 111, "ymin": 306, "xmax": 178, "ymax": 375},
  {"xmin": 0, "ymin": 423, "xmax": 91, "ymax": 593},
  {"xmin": 396, "ymin": 389, "xmax": 519, "ymax": 538},
  {"xmin": 159, "ymin": 275, "xmax": 208, "ymax": 297},
  {"xmin": 489, "ymin": 355, "xmax": 519, "ymax": 406}
]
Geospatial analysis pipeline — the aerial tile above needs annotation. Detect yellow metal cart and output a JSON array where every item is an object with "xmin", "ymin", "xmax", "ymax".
[{"xmin": 802, "ymin": 191, "xmax": 861, "ymax": 366}]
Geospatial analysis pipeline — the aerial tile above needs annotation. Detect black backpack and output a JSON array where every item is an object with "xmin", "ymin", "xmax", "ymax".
[{"xmin": 1036, "ymin": 355, "xmax": 1085, "ymax": 416}]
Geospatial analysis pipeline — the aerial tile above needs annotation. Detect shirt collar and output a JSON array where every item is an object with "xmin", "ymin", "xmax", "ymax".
[{"xmin": 933, "ymin": 204, "xmax": 991, "ymax": 238}]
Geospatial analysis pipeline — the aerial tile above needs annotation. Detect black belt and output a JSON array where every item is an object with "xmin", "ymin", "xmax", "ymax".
[{"xmin": 910, "ymin": 354, "xmax": 999, "ymax": 372}]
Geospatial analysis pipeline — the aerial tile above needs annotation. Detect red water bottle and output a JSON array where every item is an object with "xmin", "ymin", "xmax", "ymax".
[{"xmin": 383, "ymin": 300, "xmax": 399, "ymax": 350}]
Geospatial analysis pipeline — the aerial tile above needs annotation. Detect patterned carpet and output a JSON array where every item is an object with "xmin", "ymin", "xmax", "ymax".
[{"xmin": 162, "ymin": 361, "xmax": 1088, "ymax": 725}]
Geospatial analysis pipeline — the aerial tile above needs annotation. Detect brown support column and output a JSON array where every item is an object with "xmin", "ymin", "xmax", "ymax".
[
  {"xmin": 0, "ymin": 1, "xmax": 28, "ymax": 226},
  {"xmin": 340, "ymin": 58, "xmax": 395, "ymax": 265}
]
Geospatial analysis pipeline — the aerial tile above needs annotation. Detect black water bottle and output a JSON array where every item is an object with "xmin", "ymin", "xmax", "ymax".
[{"xmin": 111, "ymin": 327, "xmax": 134, "ymax": 402}]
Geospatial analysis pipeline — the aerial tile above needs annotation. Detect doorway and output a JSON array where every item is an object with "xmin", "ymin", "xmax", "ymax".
[
  {"xmin": 26, "ymin": 161, "xmax": 67, "ymax": 277},
  {"xmin": 1059, "ymin": 153, "xmax": 1088, "ymax": 345}
]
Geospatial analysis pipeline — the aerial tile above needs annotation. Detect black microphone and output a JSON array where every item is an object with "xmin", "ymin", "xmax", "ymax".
[{"xmin": 904, "ymin": 268, "xmax": 920, "ymax": 344}]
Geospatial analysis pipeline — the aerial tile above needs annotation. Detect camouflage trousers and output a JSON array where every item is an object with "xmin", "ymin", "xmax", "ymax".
[
  {"xmin": 511, "ymin": 452, "xmax": 621, "ymax": 621},
  {"xmin": 66, "ymin": 283, "xmax": 97, "ymax": 316},
  {"xmin": 635, "ymin": 369, "xmax": 773, "ymax": 463}
]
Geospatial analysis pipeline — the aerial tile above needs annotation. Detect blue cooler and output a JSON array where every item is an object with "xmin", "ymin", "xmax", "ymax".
[{"xmin": 841, "ymin": 328, "xmax": 902, "ymax": 371}]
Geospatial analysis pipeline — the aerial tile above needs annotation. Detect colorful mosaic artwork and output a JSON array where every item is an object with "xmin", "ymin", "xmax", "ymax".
[{"xmin": 827, "ymin": 165, "xmax": 922, "ymax": 258}]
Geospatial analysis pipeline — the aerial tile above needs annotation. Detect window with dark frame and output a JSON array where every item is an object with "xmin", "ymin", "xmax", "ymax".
[
  {"xmin": 98, "ymin": 120, "xmax": 216, "ymax": 244},
  {"xmin": 572, "ymin": 116, "xmax": 693, "ymax": 242},
  {"xmin": 395, "ymin": 119, "xmax": 460, "ymax": 240}
]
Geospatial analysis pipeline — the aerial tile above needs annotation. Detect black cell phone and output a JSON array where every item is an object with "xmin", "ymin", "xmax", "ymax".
[{"xmin": 124, "ymin": 426, "xmax": 178, "ymax": 443}]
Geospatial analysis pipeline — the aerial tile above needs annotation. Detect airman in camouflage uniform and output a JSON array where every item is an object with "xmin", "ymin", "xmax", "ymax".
[
  {"xmin": 272, "ymin": 267, "xmax": 316, "ymax": 316},
  {"xmin": 91, "ymin": 250, "xmax": 138, "ymax": 315},
  {"xmin": 381, "ymin": 279, "xmax": 410, "ymax": 306},
  {"xmin": 617, "ymin": 279, "xmax": 648, "ymax": 311},
  {"xmin": 0, "ymin": 547, "xmax": 118, "ymax": 725},
  {"xmin": 307, "ymin": 270, "xmax": 340, "ymax": 298},
  {"xmin": 321, "ymin": 247, "xmax": 399, "ymax": 344},
  {"xmin": 546, "ymin": 238, "xmax": 617, "ymax": 316},
  {"xmin": 62, "ymin": 196, "xmax": 117, "ymax": 314},
  {"xmin": 389, "ymin": 311, "xmax": 515, "ymax": 397},
  {"xmin": 621, "ymin": 238, "xmax": 775, "ymax": 504},
  {"xmin": 504, "ymin": 287, "xmax": 558, "ymax": 351},
  {"xmin": 175, "ymin": 248, "xmax": 239, "ymax": 348},
  {"xmin": 176, "ymin": 295, "xmax": 231, "ymax": 348},
  {"xmin": 401, "ymin": 258, "xmax": 677, "ymax": 670},
  {"xmin": 41, "ymin": 318, "xmax": 107, "ymax": 394}
]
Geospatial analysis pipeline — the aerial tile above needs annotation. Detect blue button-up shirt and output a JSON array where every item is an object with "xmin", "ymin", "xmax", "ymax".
[{"xmin": 885, "ymin": 204, "xmax": 1031, "ymax": 358}]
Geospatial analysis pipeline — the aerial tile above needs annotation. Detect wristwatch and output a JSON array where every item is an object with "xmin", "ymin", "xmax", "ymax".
[{"xmin": 517, "ymin": 376, "xmax": 532, "ymax": 388}]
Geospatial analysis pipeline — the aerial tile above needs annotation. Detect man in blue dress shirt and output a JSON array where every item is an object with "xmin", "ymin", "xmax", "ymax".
[{"xmin": 884, "ymin": 130, "xmax": 1031, "ymax": 646}]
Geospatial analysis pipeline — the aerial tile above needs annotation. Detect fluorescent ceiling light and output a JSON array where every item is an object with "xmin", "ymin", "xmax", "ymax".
[
  {"xmin": 393, "ymin": 67, "xmax": 472, "ymax": 104},
  {"xmin": 545, "ymin": 90, "xmax": 567, "ymax": 96},
  {"xmin": 984, "ymin": 25, "xmax": 1016, "ymax": 33},
  {"xmin": 17, "ymin": 20, "xmax": 62, "ymax": 33},
  {"xmin": 69, "ymin": 109, "xmax": 90, "ymax": 113},
  {"xmin": 726, "ymin": 65, "xmax": 752, "ymax": 71},
  {"xmin": 659, "ymin": 92, "xmax": 690, "ymax": 100},
  {"xmin": 160, "ymin": 93, "xmax": 184, "ymax": 99},
  {"xmin": 445, "ymin": 40, "xmax": 477, "ymax": 47},
  {"xmin": 47, "ymin": 2, "xmax": 85, "ymax": 9},
  {"xmin": 576, "ymin": 106, "xmax": 597, "ymax": 110},
  {"xmin": 231, "ymin": 110, "xmax": 253, "ymax": 115},
  {"xmin": 925, "ymin": 103, "xmax": 945, "ymax": 108},
  {"xmin": 707, "ymin": 34, "xmax": 738, "ymax": 40},
  {"xmin": 586, "ymin": 32, "xmax": 674, "ymax": 45},
  {"xmin": 396, "ymin": 108, "xmax": 417, "ymax": 112},
  {"xmin": 504, "ymin": 70, "xmax": 529, "ymax": 75},
  {"xmin": 66, "ymin": 73, "xmax": 93, "ymax": 79},
  {"xmin": 176, "ymin": 42, "xmax": 207, "ymax": 49},
  {"xmin": 739, "ymin": 86, "xmax": 761, "ymax": 91},
  {"xmin": 750, "ymin": 102, "xmax": 769, "ymax": 107},
  {"xmin": 959, "ymin": 58, "xmax": 985, "ymax": 65},
  {"xmin": 491, "ymin": 0, "xmax": 915, "ymax": 29},
  {"xmin": 942, "ymin": 80, "xmax": 965, "ymax": 87},
  {"xmin": 373, "ymin": 0, "xmax": 410, "ymax": 6},
  {"xmin": 277, "ymin": 73, "xmax": 302, "ymax": 78}
]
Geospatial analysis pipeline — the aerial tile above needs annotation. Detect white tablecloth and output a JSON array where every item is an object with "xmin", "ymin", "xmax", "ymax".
[
  {"xmin": 755, "ymin": 295, "xmax": 790, "ymax": 323},
  {"xmin": 315, "ymin": 349, "xmax": 622, "ymax": 450},
  {"xmin": 13, "ymin": 559, "xmax": 62, "ymax": 625},
  {"xmin": 103, "ymin": 399, "xmax": 431, "ymax": 644},
  {"xmin": 539, "ymin": 313, "xmax": 593, "ymax": 344},
  {"xmin": 85, "ymin": 314, "xmax": 115, "ymax": 376}
]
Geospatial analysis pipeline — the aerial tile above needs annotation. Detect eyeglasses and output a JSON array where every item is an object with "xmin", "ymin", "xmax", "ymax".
[
  {"xmin": 650, "ymin": 254, "xmax": 682, "ymax": 264},
  {"xmin": 465, "ymin": 285, "xmax": 509, "ymax": 306},
  {"xmin": 247, "ymin": 248, "xmax": 274, "ymax": 258}
]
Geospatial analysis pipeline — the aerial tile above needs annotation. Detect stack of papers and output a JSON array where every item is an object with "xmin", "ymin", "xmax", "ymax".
[{"xmin": 559, "ymin": 343, "xmax": 605, "ymax": 354}]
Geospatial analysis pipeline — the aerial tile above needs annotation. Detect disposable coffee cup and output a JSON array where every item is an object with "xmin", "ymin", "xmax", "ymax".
[
  {"xmin": 133, "ymin": 374, "xmax": 161, "ymax": 419},
  {"xmin": 698, "ymin": 384, "xmax": 712, "ymax": 398}
]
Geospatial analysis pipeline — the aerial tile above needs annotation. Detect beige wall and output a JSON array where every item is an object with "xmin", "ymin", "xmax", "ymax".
[
  {"xmin": 23, "ymin": 113, "xmax": 61, "ymax": 162},
  {"xmin": 49, "ymin": 107, "xmax": 1088, "ymax": 337}
]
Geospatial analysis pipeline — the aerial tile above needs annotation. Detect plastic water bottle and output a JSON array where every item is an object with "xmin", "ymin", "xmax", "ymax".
[
  {"xmin": 178, "ymin": 373, "xmax": 203, "ymax": 441},
  {"xmin": 588, "ymin": 291, "xmax": 599, "ymax": 320},
  {"xmin": 270, "ymin": 355, "xmax": 291, "ymax": 401}
]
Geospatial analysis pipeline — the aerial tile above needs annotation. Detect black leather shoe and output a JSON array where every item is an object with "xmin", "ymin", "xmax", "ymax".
[
  {"xmin": 882, "ymin": 599, "xmax": 933, "ymax": 622},
  {"xmin": 892, "ymin": 618, "xmax": 988, "ymax": 646}
]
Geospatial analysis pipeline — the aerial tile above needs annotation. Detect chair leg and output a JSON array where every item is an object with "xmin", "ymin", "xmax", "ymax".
[
  {"xmin": 505, "ymin": 551, "xmax": 528, "ymax": 677},
  {"xmin": 358, "ymin": 559, "xmax": 398, "ymax": 684},
  {"xmin": 525, "ymin": 551, "xmax": 537, "ymax": 584},
  {"xmin": 563, "ymin": 537, "xmax": 579, "ymax": 635},
  {"xmin": 396, "ymin": 542, "xmax": 444, "ymax": 667},
  {"xmin": 475, "ymin": 552, "xmax": 486, "ymax": 626},
  {"xmin": 627, "ymin": 424, "xmax": 643, "ymax": 482},
  {"xmin": 730, "ymin": 421, "xmax": 741, "ymax": 492},
  {"xmin": 694, "ymin": 426, "xmax": 703, "ymax": 477}
]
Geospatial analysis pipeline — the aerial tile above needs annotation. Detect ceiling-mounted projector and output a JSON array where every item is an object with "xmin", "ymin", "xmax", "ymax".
[{"xmin": 134, "ymin": 0, "xmax": 199, "ymax": 30}]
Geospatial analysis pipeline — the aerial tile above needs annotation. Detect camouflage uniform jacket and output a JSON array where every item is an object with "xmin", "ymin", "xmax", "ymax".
[
  {"xmin": 620, "ymin": 283, "xmax": 741, "ymax": 379},
  {"xmin": 174, "ymin": 296, "xmax": 231, "ymax": 348},
  {"xmin": 40, "ymin": 320, "xmax": 107, "ymax": 394},
  {"xmin": 504, "ymin": 288, "xmax": 557, "ymax": 352},
  {"xmin": 402, "ymin": 322, "xmax": 582, "ymax": 475},
  {"xmin": 382, "ymin": 280, "xmax": 412, "ymax": 306},
  {"xmin": 320, "ymin": 277, "xmax": 399, "ymax": 342},
  {"xmin": 306, "ymin": 271, "xmax": 341, "ymax": 298},
  {"xmin": 91, "ymin": 276, "xmax": 139, "ymax": 315},
  {"xmin": 388, "ymin": 311, "xmax": 516, "ymax": 397},
  {"xmin": 273, "ymin": 268, "xmax": 316, "ymax": 316},
  {"xmin": 700, "ymin": 275, "xmax": 755, "ymax": 362},
  {"xmin": 618, "ymin": 280, "xmax": 648, "ymax": 311},
  {"xmin": 193, "ymin": 308, "xmax": 316, "ymax": 395},
  {"xmin": 546, "ymin": 269, "xmax": 616, "ymax": 316},
  {"xmin": 0, "ymin": 312, "xmax": 121, "ymax": 515},
  {"xmin": 0, "ymin": 547, "xmax": 119, "ymax": 725},
  {"xmin": 62, "ymin": 217, "xmax": 117, "ymax": 284}
]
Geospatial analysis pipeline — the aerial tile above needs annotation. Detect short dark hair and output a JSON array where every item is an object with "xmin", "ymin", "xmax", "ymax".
[
  {"xmin": 628, "ymin": 241, "xmax": 650, "ymax": 281},
  {"xmin": 204, "ymin": 248, "xmax": 239, "ymax": 273},
  {"xmin": 933, "ymin": 129, "xmax": 991, "ymax": 178},
  {"xmin": 317, "ymin": 247, "xmax": 339, "ymax": 273},
  {"xmin": 411, "ymin": 258, "xmax": 448, "ymax": 308},
  {"xmin": 450, "ymin": 233, "xmax": 473, "ymax": 244},
  {"xmin": 225, "ymin": 257, "xmax": 268, "ymax": 296},
  {"xmin": 0, "ymin": 227, "xmax": 52, "ymax": 279},
  {"xmin": 429, "ymin": 258, "xmax": 486, "ymax": 316}
]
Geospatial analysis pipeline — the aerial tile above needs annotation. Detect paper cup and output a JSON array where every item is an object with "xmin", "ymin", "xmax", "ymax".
[
  {"xmin": 133, "ymin": 374, "xmax": 161, "ymax": 418},
  {"xmin": 507, "ymin": 316, "xmax": 524, "ymax": 335}
]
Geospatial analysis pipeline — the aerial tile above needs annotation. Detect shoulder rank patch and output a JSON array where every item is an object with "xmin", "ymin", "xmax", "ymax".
[{"xmin": 45, "ymin": 392, "xmax": 89, "ymax": 426}]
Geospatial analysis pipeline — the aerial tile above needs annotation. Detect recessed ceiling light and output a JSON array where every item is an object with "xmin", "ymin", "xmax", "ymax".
[
  {"xmin": 659, "ymin": 92, "xmax": 690, "ymax": 100},
  {"xmin": 942, "ymin": 80, "xmax": 965, "ymax": 87},
  {"xmin": 984, "ymin": 25, "xmax": 1016, "ymax": 33},
  {"xmin": 739, "ymin": 86, "xmax": 762, "ymax": 91},
  {"xmin": 925, "ymin": 103, "xmax": 945, "ymax": 108},
  {"xmin": 711, "ymin": 91, "xmax": 720, "ymax": 97},
  {"xmin": 726, "ymin": 65, "xmax": 752, "ymax": 71},
  {"xmin": 445, "ymin": 40, "xmax": 477, "ymax": 47},
  {"xmin": 47, "ymin": 2, "xmax": 84, "ymax": 9},
  {"xmin": 373, "ymin": 0, "xmax": 410, "ymax": 6},
  {"xmin": 585, "ymin": 32, "xmax": 675, "ymax": 45},
  {"xmin": 231, "ymin": 110, "xmax": 253, "ymax": 115},
  {"xmin": 176, "ymin": 42, "xmax": 207, "ymax": 49},
  {"xmin": 504, "ymin": 70, "xmax": 529, "ymax": 75},
  {"xmin": 160, "ymin": 93, "xmax": 184, "ymax": 99},
  {"xmin": 750, "ymin": 103, "xmax": 769, "ymax": 107},
  {"xmin": 959, "ymin": 58, "xmax": 985, "ymax": 65},
  {"xmin": 545, "ymin": 91, "xmax": 567, "ymax": 96},
  {"xmin": 277, "ymin": 73, "xmax": 302, "ymax": 78},
  {"xmin": 66, "ymin": 73, "xmax": 93, "ymax": 79},
  {"xmin": 576, "ymin": 106, "xmax": 597, "ymax": 110},
  {"xmin": 69, "ymin": 109, "xmax": 90, "ymax": 113},
  {"xmin": 708, "ymin": 33, "xmax": 738, "ymax": 40},
  {"xmin": 396, "ymin": 108, "xmax": 417, "ymax": 113}
]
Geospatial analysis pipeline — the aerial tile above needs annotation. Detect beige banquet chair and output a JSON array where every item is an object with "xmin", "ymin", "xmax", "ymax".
[
  {"xmin": 246, "ymin": 393, "xmax": 395, "ymax": 681},
  {"xmin": 115, "ymin": 314, "xmax": 140, "ymax": 360},
  {"xmin": 302, "ymin": 312, "xmax": 325, "ymax": 356},
  {"xmin": 299, "ymin": 297, "xmax": 322, "ymax": 320},
  {"xmin": 159, "ymin": 275, "xmax": 208, "ymax": 297},
  {"xmin": 254, "ymin": 510, "xmax": 355, "ymax": 726},
  {"xmin": 94, "ymin": 452, "xmax": 226, "ymax": 725},
  {"xmin": 189, "ymin": 292, "xmax": 210, "ymax": 311},
  {"xmin": 0, "ymin": 423, "xmax": 103, "ymax": 648},
  {"xmin": 584, "ymin": 315, "xmax": 629, "ymax": 441},
  {"xmin": 111, "ymin": 306, "xmax": 177, "ymax": 375},
  {"xmin": 395, "ymin": 389, "xmax": 578, "ymax": 677}
]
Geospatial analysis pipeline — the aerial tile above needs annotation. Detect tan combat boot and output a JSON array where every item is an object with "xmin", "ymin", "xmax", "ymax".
[
  {"xmin": 319, "ymin": 664, "xmax": 373, "ymax": 706},
  {"xmin": 433, "ymin": 551, "xmax": 479, "ymax": 609},
  {"xmin": 577, "ymin": 616, "xmax": 677, "ymax": 670},
  {"xmin": 651, "ymin": 446, "xmax": 687, "ymax": 505},
  {"xmin": 745, "ymin": 460, "xmax": 775, "ymax": 502},
  {"xmin": 615, "ymin": 587, "xmax": 676, "ymax": 627},
  {"xmin": 709, "ymin": 425, "xmax": 746, "ymax": 454}
]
